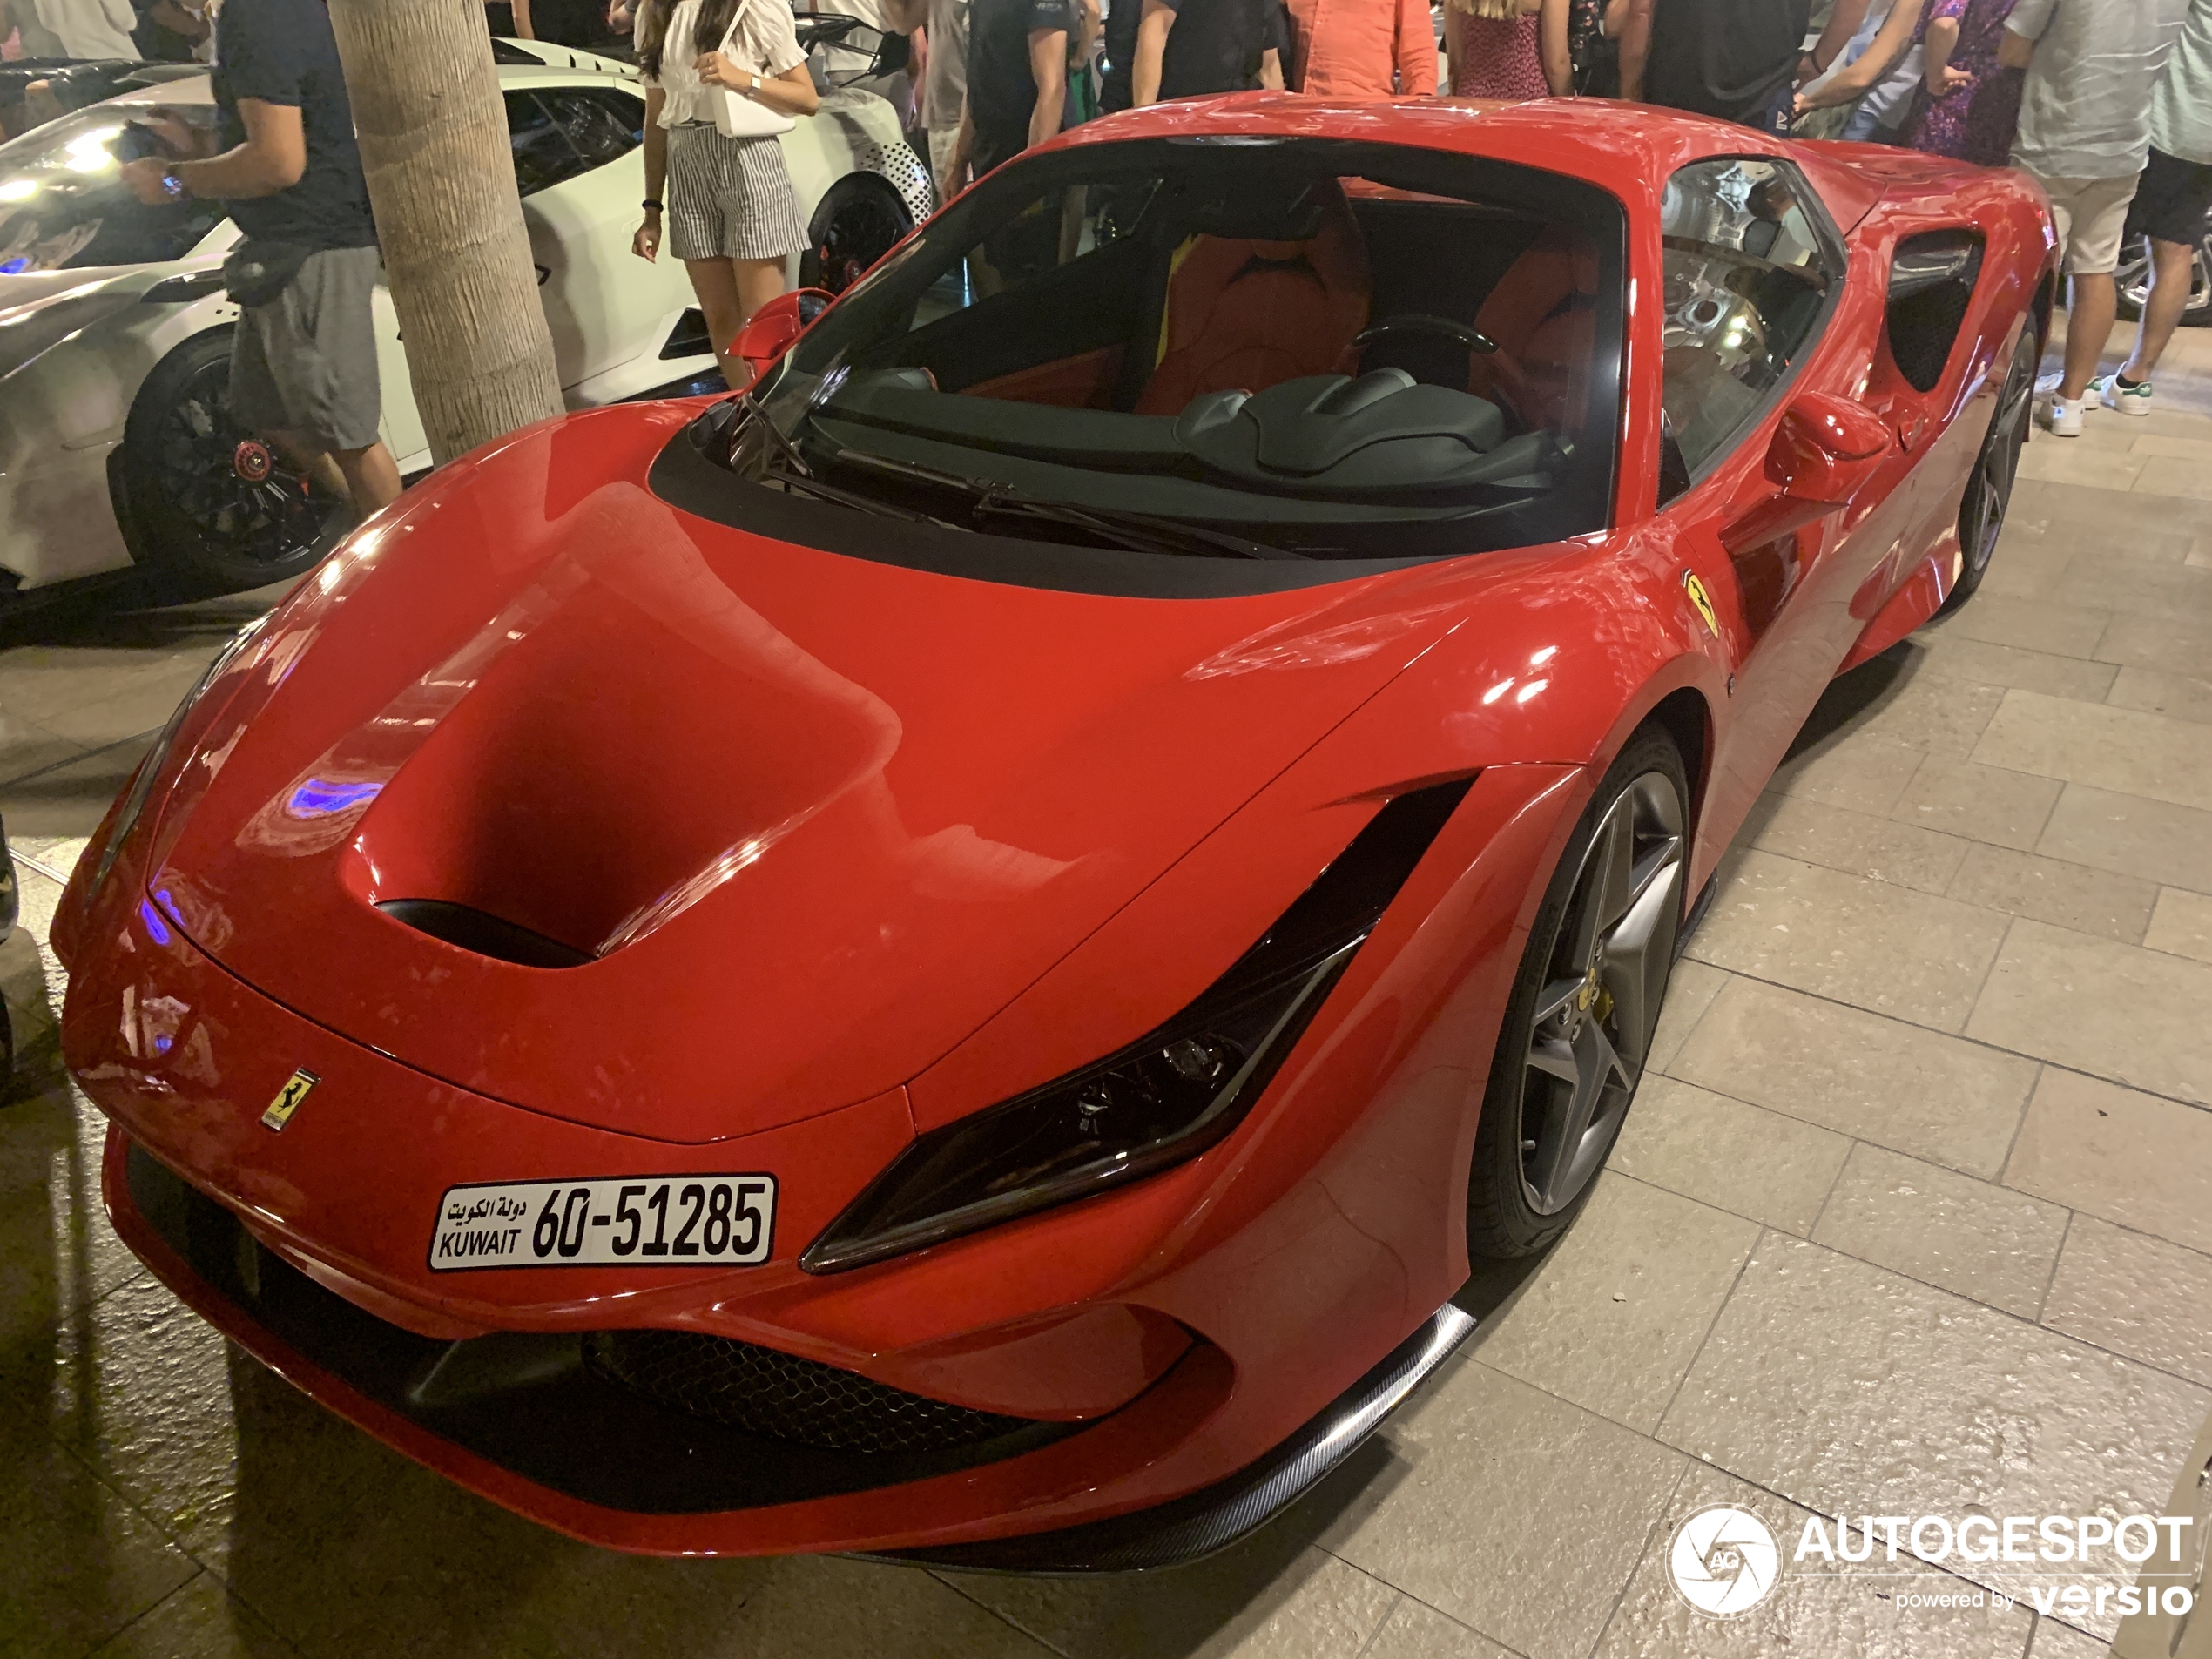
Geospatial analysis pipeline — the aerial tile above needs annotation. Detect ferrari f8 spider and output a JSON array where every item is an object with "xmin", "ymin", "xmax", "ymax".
[{"xmin": 57, "ymin": 94, "xmax": 2053, "ymax": 1564}]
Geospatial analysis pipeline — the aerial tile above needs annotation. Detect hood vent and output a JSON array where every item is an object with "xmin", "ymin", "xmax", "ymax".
[{"xmin": 375, "ymin": 900, "xmax": 594, "ymax": 970}]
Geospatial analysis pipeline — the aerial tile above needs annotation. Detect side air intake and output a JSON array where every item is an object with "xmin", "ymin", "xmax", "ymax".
[{"xmin": 1885, "ymin": 230, "xmax": 1985, "ymax": 394}]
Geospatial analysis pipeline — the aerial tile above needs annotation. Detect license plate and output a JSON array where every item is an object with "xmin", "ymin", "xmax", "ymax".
[{"xmin": 429, "ymin": 1175, "xmax": 776, "ymax": 1271}]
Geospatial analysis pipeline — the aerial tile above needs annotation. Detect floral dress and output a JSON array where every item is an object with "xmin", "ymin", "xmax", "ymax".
[
  {"xmin": 1897, "ymin": 0, "xmax": 2025, "ymax": 165},
  {"xmin": 1450, "ymin": 10, "xmax": 1548, "ymax": 98}
]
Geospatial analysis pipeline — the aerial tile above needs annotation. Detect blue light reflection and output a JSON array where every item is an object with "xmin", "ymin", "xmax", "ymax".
[{"xmin": 287, "ymin": 778, "xmax": 382, "ymax": 818}]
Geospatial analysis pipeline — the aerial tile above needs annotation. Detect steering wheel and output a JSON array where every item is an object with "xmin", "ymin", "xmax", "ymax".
[{"xmin": 1352, "ymin": 314, "xmax": 1499, "ymax": 355}]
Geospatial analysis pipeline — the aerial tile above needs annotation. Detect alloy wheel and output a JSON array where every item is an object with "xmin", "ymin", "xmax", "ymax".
[
  {"xmin": 1958, "ymin": 341, "xmax": 2034, "ymax": 584},
  {"xmin": 150, "ymin": 356, "xmax": 341, "ymax": 569},
  {"xmin": 1516, "ymin": 772, "xmax": 1684, "ymax": 1217}
]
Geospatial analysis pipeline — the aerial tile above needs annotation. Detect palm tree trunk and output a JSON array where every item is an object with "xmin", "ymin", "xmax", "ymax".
[{"xmin": 327, "ymin": 0, "xmax": 563, "ymax": 467}]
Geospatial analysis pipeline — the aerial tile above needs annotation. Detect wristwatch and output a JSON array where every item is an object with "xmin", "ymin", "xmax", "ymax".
[{"xmin": 158, "ymin": 165, "xmax": 188, "ymax": 202}]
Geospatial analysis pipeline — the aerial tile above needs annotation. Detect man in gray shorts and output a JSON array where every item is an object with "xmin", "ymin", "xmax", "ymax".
[
  {"xmin": 2000, "ymin": 0, "xmax": 2191, "ymax": 436},
  {"xmin": 122, "ymin": 0, "xmax": 400, "ymax": 516}
]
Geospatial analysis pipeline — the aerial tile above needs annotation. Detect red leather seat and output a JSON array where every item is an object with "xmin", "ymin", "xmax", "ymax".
[
  {"xmin": 1469, "ymin": 225, "xmax": 1599, "ymax": 432},
  {"xmin": 1133, "ymin": 182, "xmax": 1372, "ymax": 418}
]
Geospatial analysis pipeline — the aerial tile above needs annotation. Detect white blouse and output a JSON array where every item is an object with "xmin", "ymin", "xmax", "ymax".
[{"xmin": 639, "ymin": 0, "xmax": 810, "ymax": 127}]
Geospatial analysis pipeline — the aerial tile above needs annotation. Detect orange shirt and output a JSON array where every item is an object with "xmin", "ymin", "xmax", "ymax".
[{"xmin": 1285, "ymin": 0, "xmax": 1440, "ymax": 98}]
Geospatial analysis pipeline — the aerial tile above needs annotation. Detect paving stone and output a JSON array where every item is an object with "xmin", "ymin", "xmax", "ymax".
[
  {"xmin": 1810, "ymin": 1143, "xmax": 2070, "ymax": 1318},
  {"xmin": 1966, "ymin": 921, "xmax": 2212, "ymax": 1106},
  {"xmin": 948, "ymin": 1543, "xmax": 1395, "ymax": 1659},
  {"xmin": 2040, "ymin": 1216, "xmax": 2212, "ymax": 1388},
  {"xmin": 1658, "ymin": 1237, "xmax": 2209, "ymax": 1639},
  {"xmin": 1609, "ymin": 1076, "xmax": 1851, "ymax": 1235},
  {"xmin": 1685, "ymin": 851, "xmax": 2011, "ymax": 1034},
  {"xmin": 1474, "ymin": 1171, "xmax": 1760, "ymax": 1433},
  {"xmin": 2004, "ymin": 1069, "xmax": 2212, "ymax": 1254},
  {"xmin": 1321, "ymin": 1363, "xmax": 1687, "ymax": 1659},
  {"xmin": 1670, "ymin": 977, "xmax": 2036, "ymax": 1177}
]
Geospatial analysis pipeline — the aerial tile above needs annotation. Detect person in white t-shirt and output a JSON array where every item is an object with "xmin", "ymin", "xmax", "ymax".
[{"xmin": 28, "ymin": 0, "xmax": 139, "ymax": 57}]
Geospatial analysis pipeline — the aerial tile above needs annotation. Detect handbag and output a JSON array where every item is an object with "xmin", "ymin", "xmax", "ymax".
[
  {"xmin": 706, "ymin": 1, "xmax": 797, "ymax": 138},
  {"xmin": 221, "ymin": 238, "xmax": 316, "ymax": 308}
]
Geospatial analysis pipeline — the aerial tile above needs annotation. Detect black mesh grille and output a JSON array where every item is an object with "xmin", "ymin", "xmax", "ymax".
[
  {"xmin": 584, "ymin": 1329, "xmax": 1041, "ymax": 1454},
  {"xmin": 1887, "ymin": 233, "xmax": 1986, "ymax": 393}
]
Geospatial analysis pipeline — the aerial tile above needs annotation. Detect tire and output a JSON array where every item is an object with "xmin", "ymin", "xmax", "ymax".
[
  {"xmin": 1939, "ymin": 327, "xmax": 2036, "ymax": 618},
  {"xmin": 1466, "ymin": 726, "xmax": 1690, "ymax": 1260},
  {"xmin": 2114, "ymin": 229, "xmax": 2212, "ymax": 327},
  {"xmin": 120, "ymin": 328, "xmax": 347, "ymax": 600},
  {"xmin": 798, "ymin": 174, "xmax": 912, "ymax": 295}
]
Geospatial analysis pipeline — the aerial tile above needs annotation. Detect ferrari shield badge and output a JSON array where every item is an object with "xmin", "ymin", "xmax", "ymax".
[
  {"xmin": 1682, "ymin": 570, "xmax": 1722, "ymax": 639},
  {"xmin": 261, "ymin": 1068, "xmax": 320, "ymax": 1132}
]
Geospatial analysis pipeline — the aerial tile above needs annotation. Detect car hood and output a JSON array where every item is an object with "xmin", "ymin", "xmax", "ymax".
[
  {"xmin": 0, "ymin": 266, "xmax": 162, "ymax": 381},
  {"xmin": 149, "ymin": 405, "xmax": 1480, "ymax": 1142}
]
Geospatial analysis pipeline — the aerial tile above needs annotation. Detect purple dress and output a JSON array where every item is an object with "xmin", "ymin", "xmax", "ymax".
[{"xmin": 1897, "ymin": 0, "xmax": 2025, "ymax": 165}]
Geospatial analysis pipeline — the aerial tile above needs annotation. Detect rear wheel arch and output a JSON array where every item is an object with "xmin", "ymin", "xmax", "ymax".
[{"xmin": 798, "ymin": 172, "xmax": 915, "ymax": 295}]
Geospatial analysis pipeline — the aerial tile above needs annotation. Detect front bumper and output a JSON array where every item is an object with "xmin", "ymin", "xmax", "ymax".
[
  {"xmin": 111, "ymin": 1132, "xmax": 1473, "ymax": 1565},
  {"xmin": 68, "ymin": 763, "xmax": 1577, "ymax": 1556}
]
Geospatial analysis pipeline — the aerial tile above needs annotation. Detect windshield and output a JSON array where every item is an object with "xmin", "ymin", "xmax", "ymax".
[
  {"xmin": 681, "ymin": 136, "xmax": 1626, "ymax": 572},
  {"xmin": 0, "ymin": 105, "xmax": 225, "ymax": 273}
]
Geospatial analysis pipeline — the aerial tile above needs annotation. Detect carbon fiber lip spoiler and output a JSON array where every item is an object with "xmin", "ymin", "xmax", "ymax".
[{"xmin": 864, "ymin": 1302, "xmax": 1479, "ymax": 1575}]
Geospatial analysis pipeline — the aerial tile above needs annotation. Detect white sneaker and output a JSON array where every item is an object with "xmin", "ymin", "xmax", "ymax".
[
  {"xmin": 2043, "ymin": 392, "xmax": 2086, "ymax": 436},
  {"xmin": 2091, "ymin": 372, "xmax": 2154, "ymax": 416}
]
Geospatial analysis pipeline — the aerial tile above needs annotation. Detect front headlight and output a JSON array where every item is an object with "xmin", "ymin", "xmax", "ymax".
[
  {"xmin": 84, "ymin": 617, "xmax": 266, "ymax": 907},
  {"xmin": 799, "ymin": 776, "xmax": 1474, "ymax": 1275}
]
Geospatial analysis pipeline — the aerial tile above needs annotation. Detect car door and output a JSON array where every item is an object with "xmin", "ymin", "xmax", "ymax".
[
  {"xmin": 1651, "ymin": 157, "xmax": 1904, "ymax": 866},
  {"xmin": 505, "ymin": 83, "xmax": 698, "ymax": 391}
]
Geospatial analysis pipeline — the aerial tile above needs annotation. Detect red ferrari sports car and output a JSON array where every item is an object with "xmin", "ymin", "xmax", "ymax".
[{"xmin": 56, "ymin": 94, "xmax": 2051, "ymax": 1564}]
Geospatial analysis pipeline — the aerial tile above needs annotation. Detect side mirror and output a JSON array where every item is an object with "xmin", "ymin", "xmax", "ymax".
[
  {"xmin": 1721, "ymin": 392, "xmax": 1892, "ymax": 552},
  {"xmin": 731, "ymin": 288, "xmax": 834, "ymax": 382}
]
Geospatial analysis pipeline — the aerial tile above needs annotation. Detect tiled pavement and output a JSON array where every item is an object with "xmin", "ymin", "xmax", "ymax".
[{"xmin": 3, "ymin": 328, "xmax": 2211, "ymax": 1659}]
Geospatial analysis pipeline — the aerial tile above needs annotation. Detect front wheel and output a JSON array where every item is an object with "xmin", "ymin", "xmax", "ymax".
[
  {"xmin": 1466, "ymin": 728, "xmax": 1689, "ymax": 1260},
  {"xmin": 1940, "ymin": 327, "xmax": 2036, "ymax": 618},
  {"xmin": 120, "ymin": 328, "xmax": 347, "ymax": 599}
]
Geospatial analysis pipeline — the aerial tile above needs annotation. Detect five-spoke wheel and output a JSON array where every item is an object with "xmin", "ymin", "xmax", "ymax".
[
  {"xmin": 1468, "ymin": 727, "xmax": 1689, "ymax": 1258},
  {"xmin": 1944, "ymin": 327, "xmax": 2036, "ymax": 616}
]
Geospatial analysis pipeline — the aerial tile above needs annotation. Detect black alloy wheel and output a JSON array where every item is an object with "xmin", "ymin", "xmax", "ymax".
[
  {"xmin": 123, "ymin": 330, "xmax": 347, "ymax": 597},
  {"xmin": 2114, "ymin": 228, "xmax": 2212, "ymax": 327},
  {"xmin": 1467, "ymin": 727, "xmax": 1689, "ymax": 1259},
  {"xmin": 801, "ymin": 177, "xmax": 912, "ymax": 295},
  {"xmin": 1941, "ymin": 328, "xmax": 2036, "ymax": 617}
]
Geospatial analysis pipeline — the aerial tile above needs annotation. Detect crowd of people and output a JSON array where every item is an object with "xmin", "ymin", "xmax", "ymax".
[{"xmin": 0, "ymin": 0, "xmax": 2197, "ymax": 537}]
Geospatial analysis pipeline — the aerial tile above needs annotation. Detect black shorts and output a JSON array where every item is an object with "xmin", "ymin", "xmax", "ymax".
[{"xmin": 2125, "ymin": 146, "xmax": 2212, "ymax": 248}]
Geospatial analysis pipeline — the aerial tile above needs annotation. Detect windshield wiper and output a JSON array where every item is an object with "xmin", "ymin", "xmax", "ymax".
[
  {"xmin": 732, "ymin": 390, "xmax": 815, "ymax": 478},
  {"xmin": 974, "ymin": 491, "xmax": 1305, "ymax": 562},
  {"xmin": 829, "ymin": 449, "xmax": 1305, "ymax": 562},
  {"xmin": 723, "ymin": 394, "xmax": 948, "ymax": 525}
]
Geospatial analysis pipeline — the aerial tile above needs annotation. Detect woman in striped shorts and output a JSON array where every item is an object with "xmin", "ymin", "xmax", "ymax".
[{"xmin": 632, "ymin": 0, "xmax": 820, "ymax": 387}]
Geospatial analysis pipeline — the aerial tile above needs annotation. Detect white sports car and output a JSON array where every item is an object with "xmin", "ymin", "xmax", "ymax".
[{"xmin": 0, "ymin": 33, "xmax": 930, "ymax": 603}]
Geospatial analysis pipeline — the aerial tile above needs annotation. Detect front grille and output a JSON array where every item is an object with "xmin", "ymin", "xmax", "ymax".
[{"xmin": 584, "ymin": 1328, "xmax": 1040, "ymax": 1455}]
